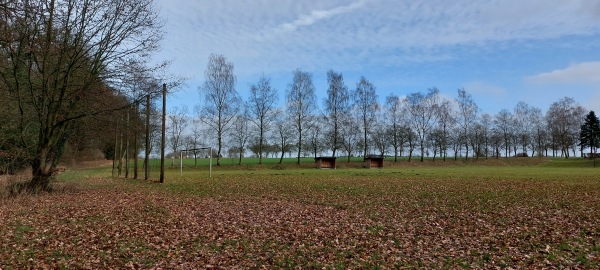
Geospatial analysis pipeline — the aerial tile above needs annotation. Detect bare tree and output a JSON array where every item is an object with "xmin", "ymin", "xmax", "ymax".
[
  {"xmin": 187, "ymin": 117, "xmax": 206, "ymax": 166},
  {"xmin": 513, "ymin": 101, "xmax": 533, "ymax": 155},
  {"xmin": 247, "ymin": 75, "xmax": 278, "ymax": 164},
  {"xmin": 546, "ymin": 97, "xmax": 586, "ymax": 158},
  {"xmin": 528, "ymin": 107, "xmax": 547, "ymax": 157},
  {"xmin": 168, "ymin": 106, "xmax": 188, "ymax": 167},
  {"xmin": 455, "ymin": 89, "xmax": 479, "ymax": 160},
  {"xmin": 199, "ymin": 54, "xmax": 240, "ymax": 165},
  {"xmin": 384, "ymin": 94, "xmax": 404, "ymax": 162},
  {"xmin": 305, "ymin": 117, "xmax": 326, "ymax": 158},
  {"xmin": 273, "ymin": 111, "xmax": 294, "ymax": 164},
  {"xmin": 405, "ymin": 88, "xmax": 440, "ymax": 162},
  {"xmin": 323, "ymin": 70, "xmax": 350, "ymax": 157},
  {"xmin": 436, "ymin": 99, "xmax": 455, "ymax": 161},
  {"xmin": 0, "ymin": 0, "xmax": 164, "ymax": 191},
  {"xmin": 339, "ymin": 113, "xmax": 361, "ymax": 162},
  {"xmin": 286, "ymin": 69, "xmax": 316, "ymax": 164},
  {"xmin": 230, "ymin": 107, "xmax": 250, "ymax": 165},
  {"xmin": 478, "ymin": 113, "xmax": 493, "ymax": 158},
  {"xmin": 353, "ymin": 76, "xmax": 379, "ymax": 157},
  {"xmin": 372, "ymin": 121, "xmax": 389, "ymax": 156},
  {"xmin": 494, "ymin": 109, "xmax": 514, "ymax": 157}
]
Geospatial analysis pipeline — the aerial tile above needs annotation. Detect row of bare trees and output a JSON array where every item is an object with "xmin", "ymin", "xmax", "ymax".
[{"xmin": 182, "ymin": 54, "xmax": 589, "ymax": 166}]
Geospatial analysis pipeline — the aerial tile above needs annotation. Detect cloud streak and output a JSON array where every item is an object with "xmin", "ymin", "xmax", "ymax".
[
  {"xmin": 525, "ymin": 62, "xmax": 600, "ymax": 84},
  {"xmin": 275, "ymin": 0, "xmax": 369, "ymax": 33}
]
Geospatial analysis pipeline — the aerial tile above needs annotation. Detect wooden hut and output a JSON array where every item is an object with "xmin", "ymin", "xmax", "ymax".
[
  {"xmin": 364, "ymin": 155, "xmax": 384, "ymax": 169},
  {"xmin": 315, "ymin": 157, "xmax": 337, "ymax": 169}
]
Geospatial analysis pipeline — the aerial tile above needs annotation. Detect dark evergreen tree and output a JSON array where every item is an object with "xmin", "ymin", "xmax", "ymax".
[{"xmin": 579, "ymin": 111, "xmax": 600, "ymax": 160}]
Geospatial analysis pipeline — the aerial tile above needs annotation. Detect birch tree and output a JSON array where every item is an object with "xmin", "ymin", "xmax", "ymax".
[
  {"xmin": 199, "ymin": 54, "xmax": 240, "ymax": 165},
  {"xmin": 286, "ymin": 69, "xmax": 316, "ymax": 163},
  {"xmin": 455, "ymin": 89, "xmax": 479, "ymax": 160},
  {"xmin": 353, "ymin": 76, "xmax": 378, "ymax": 157},
  {"xmin": 405, "ymin": 88, "xmax": 440, "ymax": 162},
  {"xmin": 323, "ymin": 70, "xmax": 350, "ymax": 157},
  {"xmin": 247, "ymin": 75, "xmax": 278, "ymax": 164}
]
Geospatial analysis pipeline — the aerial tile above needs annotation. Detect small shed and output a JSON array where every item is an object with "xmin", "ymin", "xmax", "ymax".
[
  {"xmin": 364, "ymin": 155, "xmax": 385, "ymax": 169},
  {"xmin": 315, "ymin": 156, "xmax": 337, "ymax": 169}
]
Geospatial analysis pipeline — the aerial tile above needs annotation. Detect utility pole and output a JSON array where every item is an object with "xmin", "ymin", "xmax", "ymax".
[
  {"xmin": 145, "ymin": 95, "xmax": 150, "ymax": 180},
  {"xmin": 160, "ymin": 83, "xmax": 166, "ymax": 183},
  {"xmin": 133, "ymin": 101, "xmax": 139, "ymax": 179},
  {"xmin": 125, "ymin": 107, "xmax": 130, "ymax": 178}
]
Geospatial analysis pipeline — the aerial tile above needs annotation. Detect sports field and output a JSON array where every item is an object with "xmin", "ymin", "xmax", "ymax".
[{"xmin": 1, "ymin": 158, "xmax": 599, "ymax": 268}]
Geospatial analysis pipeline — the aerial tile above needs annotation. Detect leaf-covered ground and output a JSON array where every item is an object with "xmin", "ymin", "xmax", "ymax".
[{"xmin": 1, "ymin": 166, "xmax": 600, "ymax": 269}]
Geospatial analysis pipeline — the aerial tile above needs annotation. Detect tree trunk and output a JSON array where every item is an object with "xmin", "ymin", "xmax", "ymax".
[
  {"xmin": 27, "ymin": 124, "xmax": 69, "ymax": 193},
  {"xmin": 420, "ymin": 141, "xmax": 425, "ymax": 162},
  {"xmin": 28, "ymin": 151, "xmax": 54, "ymax": 193},
  {"xmin": 297, "ymin": 128, "xmax": 302, "ymax": 164},
  {"xmin": 259, "ymin": 132, "xmax": 263, "ymax": 165}
]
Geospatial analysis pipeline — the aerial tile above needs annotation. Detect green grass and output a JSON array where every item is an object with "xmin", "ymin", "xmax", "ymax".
[{"xmin": 67, "ymin": 156, "xmax": 600, "ymax": 194}]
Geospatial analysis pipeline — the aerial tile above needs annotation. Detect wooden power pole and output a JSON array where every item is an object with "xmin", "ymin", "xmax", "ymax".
[
  {"xmin": 160, "ymin": 83, "xmax": 166, "ymax": 183},
  {"xmin": 145, "ymin": 95, "xmax": 150, "ymax": 180}
]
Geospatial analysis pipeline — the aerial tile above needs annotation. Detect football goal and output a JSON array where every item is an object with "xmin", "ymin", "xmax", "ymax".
[{"xmin": 179, "ymin": 147, "xmax": 212, "ymax": 177}]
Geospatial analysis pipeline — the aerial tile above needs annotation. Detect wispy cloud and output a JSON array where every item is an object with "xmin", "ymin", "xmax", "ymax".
[
  {"xmin": 155, "ymin": 0, "xmax": 600, "ymax": 115},
  {"xmin": 156, "ymin": 0, "xmax": 600, "ymax": 77},
  {"xmin": 275, "ymin": 0, "xmax": 369, "ymax": 33},
  {"xmin": 525, "ymin": 62, "xmax": 600, "ymax": 84}
]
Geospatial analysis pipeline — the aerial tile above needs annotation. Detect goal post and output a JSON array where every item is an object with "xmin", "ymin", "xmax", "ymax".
[{"xmin": 180, "ymin": 147, "xmax": 212, "ymax": 177}]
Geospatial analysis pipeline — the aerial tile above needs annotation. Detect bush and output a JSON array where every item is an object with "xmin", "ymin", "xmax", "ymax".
[{"xmin": 0, "ymin": 149, "xmax": 29, "ymax": 175}]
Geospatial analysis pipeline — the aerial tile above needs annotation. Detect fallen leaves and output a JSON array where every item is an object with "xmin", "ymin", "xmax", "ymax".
[{"xmin": 1, "ymin": 173, "xmax": 599, "ymax": 269}]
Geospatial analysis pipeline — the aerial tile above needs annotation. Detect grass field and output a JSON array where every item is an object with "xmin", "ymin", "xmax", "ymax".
[{"xmin": 1, "ymin": 157, "xmax": 599, "ymax": 268}]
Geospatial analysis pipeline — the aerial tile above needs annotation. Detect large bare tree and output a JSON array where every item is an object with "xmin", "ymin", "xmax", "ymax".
[
  {"xmin": 247, "ymin": 75, "xmax": 278, "ymax": 164},
  {"xmin": 323, "ymin": 70, "xmax": 350, "ymax": 157},
  {"xmin": 455, "ymin": 88, "xmax": 479, "ymax": 159},
  {"xmin": 286, "ymin": 69, "xmax": 316, "ymax": 164},
  {"xmin": 353, "ymin": 76, "xmax": 378, "ymax": 157},
  {"xmin": 384, "ymin": 94, "xmax": 406, "ymax": 162},
  {"xmin": 435, "ymin": 98, "xmax": 454, "ymax": 161},
  {"xmin": 546, "ymin": 97, "xmax": 586, "ymax": 158},
  {"xmin": 528, "ymin": 107, "xmax": 547, "ymax": 157},
  {"xmin": 493, "ymin": 109, "xmax": 515, "ymax": 157},
  {"xmin": 405, "ymin": 88, "xmax": 440, "ymax": 162},
  {"xmin": 0, "ymin": 0, "xmax": 164, "ymax": 191},
  {"xmin": 198, "ymin": 54, "xmax": 240, "ymax": 165}
]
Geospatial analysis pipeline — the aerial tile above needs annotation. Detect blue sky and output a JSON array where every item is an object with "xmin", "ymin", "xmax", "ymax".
[{"xmin": 154, "ymin": 0, "xmax": 600, "ymax": 115}]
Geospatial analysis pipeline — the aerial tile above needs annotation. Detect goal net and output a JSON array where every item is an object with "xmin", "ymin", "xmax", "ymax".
[{"xmin": 179, "ymin": 147, "xmax": 212, "ymax": 177}]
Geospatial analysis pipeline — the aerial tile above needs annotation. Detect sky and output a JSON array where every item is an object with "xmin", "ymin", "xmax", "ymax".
[{"xmin": 153, "ymin": 0, "xmax": 600, "ymax": 115}]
